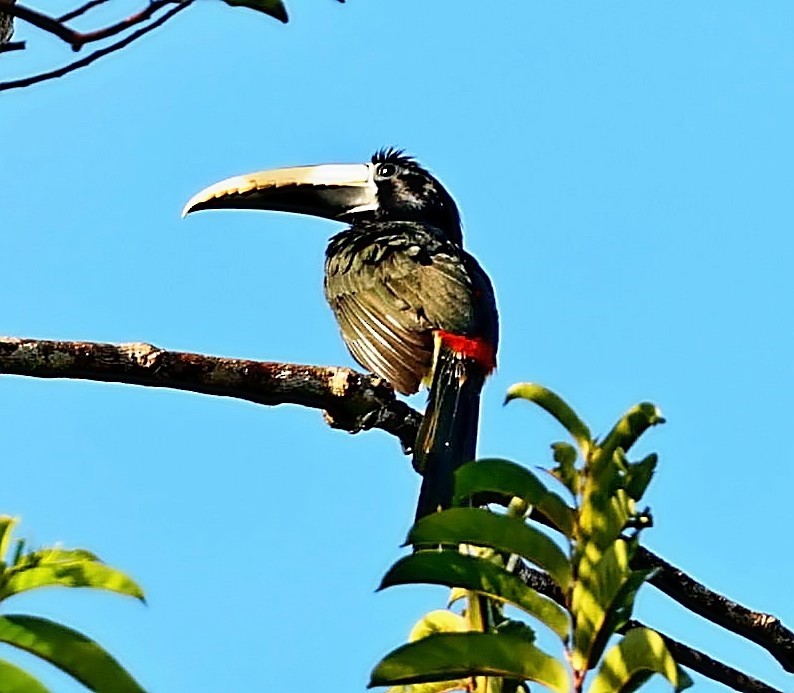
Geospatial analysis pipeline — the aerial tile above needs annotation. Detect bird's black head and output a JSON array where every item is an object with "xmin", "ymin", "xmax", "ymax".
[{"xmin": 367, "ymin": 148, "xmax": 463, "ymax": 245}]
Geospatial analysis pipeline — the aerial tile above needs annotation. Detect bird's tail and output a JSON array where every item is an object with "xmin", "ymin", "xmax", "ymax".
[{"xmin": 412, "ymin": 342, "xmax": 488, "ymax": 521}]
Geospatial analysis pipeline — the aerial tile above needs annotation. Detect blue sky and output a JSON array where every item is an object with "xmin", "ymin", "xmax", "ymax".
[{"xmin": 2, "ymin": 1, "xmax": 793, "ymax": 691}]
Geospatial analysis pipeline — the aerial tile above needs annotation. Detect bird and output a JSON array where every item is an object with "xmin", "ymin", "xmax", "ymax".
[{"xmin": 183, "ymin": 148, "xmax": 499, "ymax": 521}]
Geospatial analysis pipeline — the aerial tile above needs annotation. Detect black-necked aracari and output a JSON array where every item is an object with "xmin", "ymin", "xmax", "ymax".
[{"xmin": 182, "ymin": 149, "xmax": 499, "ymax": 521}]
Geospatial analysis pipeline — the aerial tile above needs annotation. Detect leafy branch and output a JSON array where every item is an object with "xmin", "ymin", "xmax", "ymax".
[
  {"xmin": 0, "ymin": 516, "xmax": 146, "ymax": 691},
  {"xmin": 1, "ymin": 336, "xmax": 792, "ymax": 689},
  {"xmin": 371, "ymin": 386, "xmax": 787, "ymax": 692},
  {"xmin": 515, "ymin": 563, "xmax": 780, "ymax": 693},
  {"xmin": 372, "ymin": 395, "xmax": 689, "ymax": 693}
]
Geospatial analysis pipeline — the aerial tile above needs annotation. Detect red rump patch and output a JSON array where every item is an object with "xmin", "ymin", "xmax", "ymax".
[{"xmin": 437, "ymin": 330, "xmax": 496, "ymax": 372}]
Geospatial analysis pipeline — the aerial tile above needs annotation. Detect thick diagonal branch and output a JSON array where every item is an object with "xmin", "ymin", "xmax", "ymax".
[
  {"xmin": 0, "ymin": 337, "xmax": 420, "ymax": 450},
  {"xmin": 634, "ymin": 548, "xmax": 794, "ymax": 673},
  {"xmin": 517, "ymin": 564, "xmax": 782, "ymax": 693},
  {"xmin": 1, "ymin": 335, "xmax": 792, "ymax": 676}
]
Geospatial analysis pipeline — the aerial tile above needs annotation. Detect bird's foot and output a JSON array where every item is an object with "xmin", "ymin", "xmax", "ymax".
[
  {"xmin": 323, "ymin": 401, "xmax": 419, "ymax": 456},
  {"xmin": 355, "ymin": 405, "xmax": 392, "ymax": 432}
]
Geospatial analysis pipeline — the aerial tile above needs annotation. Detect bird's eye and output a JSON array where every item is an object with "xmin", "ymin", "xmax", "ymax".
[{"xmin": 377, "ymin": 163, "xmax": 397, "ymax": 178}]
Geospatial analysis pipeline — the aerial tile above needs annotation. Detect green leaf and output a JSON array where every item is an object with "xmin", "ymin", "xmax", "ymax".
[
  {"xmin": 587, "ymin": 627, "xmax": 692, "ymax": 692},
  {"xmin": 0, "ymin": 516, "xmax": 17, "ymax": 560},
  {"xmin": 403, "ymin": 613, "xmax": 470, "ymax": 693},
  {"xmin": 0, "ymin": 658, "xmax": 49, "ymax": 693},
  {"xmin": 11, "ymin": 547, "xmax": 101, "ymax": 571},
  {"xmin": 494, "ymin": 619, "xmax": 536, "ymax": 643},
  {"xmin": 30, "ymin": 548, "xmax": 100, "ymax": 564},
  {"xmin": 571, "ymin": 540, "xmax": 626, "ymax": 670},
  {"xmin": 407, "ymin": 508, "xmax": 572, "ymax": 590},
  {"xmin": 221, "ymin": 0, "xmax": 288, "ymax": 23},
  {"xmin": 599, "ymin": 403, "xmax": 665, "ymax": 459},
  {"xmin": 407, "ymin": 610, "xmax": 469, "ymax": 642},
  {"xmin": 505, "ymin": 383, "xmax": 592, "ymax": 452},
  {"xmin": 1, "ymin": 561, "xmax": 145, "ymax": 602},
  {"xmin": 454, "ymin": 459, "xmax": 575, "ymax": 537},
  {"xmin": 0, "ymin": 615, "xmax": 145, "ymax": 693},
  {"xmin": 386, "ymin": 681, "xmax": 469, "ymax": 693},
  {"xmin": 11, "ymin": 540, "xmax": 25, "ymax": 567},
  {"xmin": 595, "ymin": 568, "xmax": 656, "ymax": 661},
  {"xmin": 369, "ymin": 632, "xmax": 570, "ymax": 693},
  {"xmin": 673, "ymin": 666, "xmax": 695, "ymax": 691},
  {"xmin": 397, "ymin": 612, "xmax": 469, "ymax": 693},
  {"xmin": 625, "ymin": 454, "xmax": 657, "ymax": 501},
  {"xmin": 550, "ymin": 443, "xmax": 579, "ymax": 496},
  {"xmin": 571, "ymin": 540, "xmax": 654, "ymax": 670},
  {"xmin": 380, "ymin": 552, "xmax": 570, "ymax": 641},
  {"xmin": 447, "ymin": 587, "xmax": 467, "ymax": 607},
  {"xmin": 578, "ymin": 471, "xmax": 633, "ymax": 551}
]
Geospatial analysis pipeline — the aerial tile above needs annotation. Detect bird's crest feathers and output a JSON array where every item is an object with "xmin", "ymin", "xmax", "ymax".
[{"xmin": 372, "ymin": 147, "xmax": 417, "ymax": 168}]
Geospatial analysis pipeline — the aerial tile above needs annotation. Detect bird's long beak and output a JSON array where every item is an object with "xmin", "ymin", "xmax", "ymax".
[{"xmin": 181, "ymin": 163, "xmax": 379, "ymax": 220}]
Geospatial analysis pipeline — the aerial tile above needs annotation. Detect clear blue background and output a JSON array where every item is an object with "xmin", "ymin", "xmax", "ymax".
[{"xmin": 2, "ymin": 2, "xmax": 793, "ymax": 691}]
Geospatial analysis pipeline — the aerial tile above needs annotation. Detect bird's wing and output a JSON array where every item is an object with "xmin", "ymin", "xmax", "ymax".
[{"xmin": 325, "ymin": 225, "xmax": 489, "ymax": 394}]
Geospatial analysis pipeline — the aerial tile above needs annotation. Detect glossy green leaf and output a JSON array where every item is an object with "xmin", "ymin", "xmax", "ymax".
[
  {"xmin": 407, "ymin": 509, "xmax": 572, "ymax": 590},
  {"xmin": 369, "ymin": 632, "xmax": 570, "ymax": 693},
  {"xmin": 550, "ymin": 443, "xmax": 579, "ymax": 496},
  {"xmin": 0, "ymin": 516, "xmax": 17, "ymax": 560},
  {"xmin": 454, "ymin": 459, "xmax": 575, "ymax": 536},
  {"xmin": 407, "ymin": 610, "xmax": 468, "ymax": 642},
  {"xmin": 447, "ymin": 587, "xmax": 467, "ymax": 607},
  {"xmin": 505, "ymin": 383, "xmax": 592, "ymax": 452},
  {"xmin": 571, "ymin": 541, "xmax": 629, "ymax": 670},
  {"xmin": 572, "ymin": 540, "xmax": 639, "ymax": 669},
  {"xmin": 11, "ymin": 542, "xmax": 25, "ymax": 568},
  {"xmin": 625, "ymin": 454, "xmax": 657, "ymax": 501},
  {"xmin": 579, "ymin": 479, "xmax": 633, "ymax": 551},
  {"xmin": 398, "ymin": 611, "xmax": 470, "ymax": 693},
  {"xmin": 594, "ymin": 567, "xmax": 656, "ymax": 664},
  {"xmin": 28, "ymin": 548, "xmax": 100, "ymax": 564},
  {"xmin": 599, "ymin": 403, "xmax": 665, "ymax": 459},
  {"xmin": 0, "ymin": 615, "xmax": 145, "ymax": 693},
  {"xmin": 386, "ymin": 681, "xmax": 469, "ymax": 693},
  {"xmin": 1, "ymin": 560, "xmax": 145, "ymax": 602},
  {"xmin": 494, "ymin": 619, "xmax": 536, "ymax": 643},
  {"xmin": 380, "ymin": 552, "xmax": 570, "ymax": 641},
  {"xmin": 11, "ymin": 547, "xmax": 101, "ymax": 572},
  {"xmin": 673, "ymin": 666, "xmax": 695, "ymax": 691},
  {"xmin": 587, "ymin": 627, "xmax": 692, "ymax": 692},
  {"xmin": 221, "ymin": 0, "xmax": 288, "ymax": 22},
  {"xmin": 0, "ymin": 658, "xmax": 49, "ymax": 693}
]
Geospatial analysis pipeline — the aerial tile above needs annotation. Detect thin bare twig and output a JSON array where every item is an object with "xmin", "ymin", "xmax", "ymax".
[
  {"xmin": 2, "ymin": 0, "xmax": 178, "ymax": 50},
  {"xmin": 0, "ymin": 39, "xmax": 23, "ymax": 51},
  {"xmin": 58, "ymin": 0, "xmax": 109, "ymax": 23},
  {"xmin": 1, "ymin": 2, "xmax": 75, "ymax": 43},
  {"xmin": 68, "ymin": 0, "xmax": 175, "ymax": 50},
  {"xmin": 1, "ymin": 335, "xmax": 792, "ymax": 681},
  {"xmin": 0, "ymin": 1, "xmax": 190, "ymax": 91}
]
